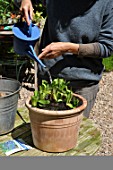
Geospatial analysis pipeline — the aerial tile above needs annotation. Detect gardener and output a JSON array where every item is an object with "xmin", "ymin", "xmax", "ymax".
[{"xmin": 19, "ymin": 0, "xmax": 113, "ymax": 118}]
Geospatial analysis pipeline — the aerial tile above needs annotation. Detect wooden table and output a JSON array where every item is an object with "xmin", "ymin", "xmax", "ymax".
[
  {"xmin": 0, "ymin": 107, "xmax": 102, "ymax": 156},
  {"xmin": 0, "ymin": 30, "xmax": 13, "ymax": 42}
]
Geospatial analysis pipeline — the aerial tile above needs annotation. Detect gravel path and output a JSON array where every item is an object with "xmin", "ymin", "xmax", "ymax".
[
  {"xmin": 18, "ymin": 71, "xmax": 113, "ymax": 156},
  {"xmin": 90, "ymin": 71, "xmax": 113, "ymax": 156}
]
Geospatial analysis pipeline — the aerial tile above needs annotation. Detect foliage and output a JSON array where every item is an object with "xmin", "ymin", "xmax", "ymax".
[
  {"xmin": 103, "ymin": 55, "xmax": 113, "ymax": 72},
  {"xmin": 31, "ymin": 78, "xmax": 79, "ymax": 110},
  {"xmin": 32, "ymin": 1, "xmax": 46, "ymax": 28},
  {"xmin": 0, "ymin": 0, "xmax": 18, "ymax": 24},
  {"xmin": 0, "ymin": 0, "xmax": 46, "ymax": 26},
  {"xmin": 33, "ymin": 10, "xmax": 45, "ymax": 28},
  {"xmin": 33, "ymin": 0, "xmax": 47, "ymax": 18}
]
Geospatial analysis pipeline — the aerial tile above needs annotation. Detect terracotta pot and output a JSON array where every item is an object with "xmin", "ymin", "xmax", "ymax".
[{"xmin": 25, "ymin": 93, "xmax": 87, "ymax": 153}]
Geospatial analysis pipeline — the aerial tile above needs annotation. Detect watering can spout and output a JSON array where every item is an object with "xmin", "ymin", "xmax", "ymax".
[
  {"xmin": 26, "ymin": 49, "xmax": 49, "ymax": 74},
  {"xmin": 27, "ymin": 45, "xmax": 47, "ymax": 69}
]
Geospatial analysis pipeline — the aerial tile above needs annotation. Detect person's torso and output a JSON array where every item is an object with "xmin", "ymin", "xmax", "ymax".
[{"xmin": 39, "ymin": 0, "xmax": 108, "ymax": 81}]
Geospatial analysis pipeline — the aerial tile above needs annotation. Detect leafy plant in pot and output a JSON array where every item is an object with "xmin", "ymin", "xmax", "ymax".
[{"xmin": 25, "ymin": 78, "xmax": 87, "ymax": 153}]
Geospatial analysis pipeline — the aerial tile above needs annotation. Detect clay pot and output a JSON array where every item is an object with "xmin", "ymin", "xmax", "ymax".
[{"xmin": 25, "ymin": 93, "xmax": 87, "ymax": 153}]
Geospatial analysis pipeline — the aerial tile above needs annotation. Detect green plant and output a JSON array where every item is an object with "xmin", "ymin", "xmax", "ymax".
[
  {"xmin": 33, "ymin": 0, "xmax": 46, "ymax": 18},
  {"xmin": 103, "ymin": 55, "xmax": 113, "ymax": 72},
  {"xmin": 32, "ymin": 2, "xmax": 46, "ymax": 28},
  {"xmin": 31, "ymin": 78, "xmax": 79, "ymax": 110},
  {"xmin": 33, "ymin": 10, "xmax": 45, "ymax": 28},
  {"xmin": 0, "ymin": 0, "xmax": 18, "ymax": 24}
]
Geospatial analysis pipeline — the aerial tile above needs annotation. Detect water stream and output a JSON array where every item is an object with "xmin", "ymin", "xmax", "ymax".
[
  {"xmin": 47, "ymin": 70, "xmax": 52, "ymax": 84},
  {"xmin": 43, "ymin": 67, "xmax": 52, "ymax": 84}
]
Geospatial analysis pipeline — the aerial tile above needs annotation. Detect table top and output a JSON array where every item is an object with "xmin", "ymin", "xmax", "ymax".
[
  {"xmin": 0, "ymin": 31, "xmax": 13, "ymax": 35},
  {"xmin": 0, "ymin": 31, "xmax": 13, "ymax": 43},
  {"xmin": 0, "ymin": 107, "xmax": 102, "ymax": 156}
]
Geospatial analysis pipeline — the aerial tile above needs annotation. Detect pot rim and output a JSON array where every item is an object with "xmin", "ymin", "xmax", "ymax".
[{"xmin": 25, "ymin": 93, "xmax": 87, "ymax": 116}]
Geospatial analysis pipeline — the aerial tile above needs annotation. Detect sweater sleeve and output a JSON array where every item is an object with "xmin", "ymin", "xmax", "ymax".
[
  {"xmin": 78, "ymin": 1, "xmax": 113, "ymax": 59},
  {"xmin": 98, "ymin": 2, "xmax": 113, "ymax": 58},
  {"xmin": 78, "ymin": 43, "xmax": 101, "ymax": 58}
]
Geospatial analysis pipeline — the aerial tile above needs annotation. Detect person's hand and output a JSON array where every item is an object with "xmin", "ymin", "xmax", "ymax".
[
  {"xmin": 38, "ymin": 42, "xmax": 79, "ymax": 59},
  {"xmin": 20, "ymin": 0, "xmax": 34, "ymax": 25}
]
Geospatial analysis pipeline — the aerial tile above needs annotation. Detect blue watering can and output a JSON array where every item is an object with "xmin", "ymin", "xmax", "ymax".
[{"xmin": 12, "ymin": 18, "xmax": 46, "ymax": 69}]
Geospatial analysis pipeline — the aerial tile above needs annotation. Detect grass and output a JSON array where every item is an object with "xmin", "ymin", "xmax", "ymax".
[{"xmin": 103, "ymin": 55, "xmax": 113, "ymax": 72}]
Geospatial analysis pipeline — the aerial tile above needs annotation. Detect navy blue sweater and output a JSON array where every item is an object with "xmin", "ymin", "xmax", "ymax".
[{"xmin": 39, "ymin": 0, "xmax": 113, "ymax": 81}]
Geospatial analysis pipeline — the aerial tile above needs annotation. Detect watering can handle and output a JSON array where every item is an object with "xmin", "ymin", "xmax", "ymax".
[
  {"xmin": 28, "ymin": 15, "xmax": 32, "ymax": 37},
  {"xmin": 19, "ymin": 14, "xmax": 32, "ymax": 37}
]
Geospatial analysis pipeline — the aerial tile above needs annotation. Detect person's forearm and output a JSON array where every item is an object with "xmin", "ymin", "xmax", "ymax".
[
  {"xmin": 78, "ymin": 43, "xmax": 101, "ymax": 58},
  {"xmin": 66, "ymin": 42, "xmax": 101, "ymax": 58},
  {"xmin": 64, "ymin": 43, "xmax": 79, "ymax": 55}
]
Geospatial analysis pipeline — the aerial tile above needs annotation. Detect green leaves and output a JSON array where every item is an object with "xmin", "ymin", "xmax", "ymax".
[
  {"xmin": 31, "ymin": 78, "xmax": 79, "ymax": 109},
  {"xmin": 0, "ymin": 0, "xmax": 18, "ymax": 24},
  {"xmin": 31, "ymin": 96, "xmax": 38, "ymax": 107}
]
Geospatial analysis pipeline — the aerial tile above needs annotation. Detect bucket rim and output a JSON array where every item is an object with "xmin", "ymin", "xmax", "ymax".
[{"xmin": 0, "ymin": 77, "xmax": 22, "ymax": 98}]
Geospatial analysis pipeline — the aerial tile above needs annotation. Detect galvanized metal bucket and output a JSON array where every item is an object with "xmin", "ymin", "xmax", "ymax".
[{"xmin": 0, "ymin": 77, "xmax": 21, "ymax": 135}]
